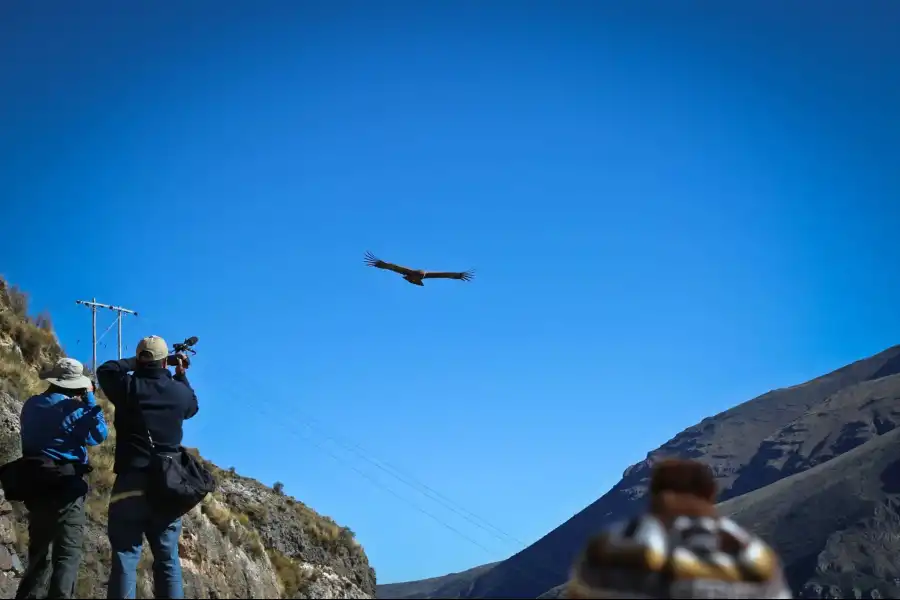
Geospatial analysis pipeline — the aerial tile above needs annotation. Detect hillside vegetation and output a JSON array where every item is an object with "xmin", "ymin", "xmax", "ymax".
[{"xmin": 0, "ymin": 277, "xmax": 376, "ymax": 599}]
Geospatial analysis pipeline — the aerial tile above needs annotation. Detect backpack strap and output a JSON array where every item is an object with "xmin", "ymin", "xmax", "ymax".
[{"xmin": 127, "ymin": 375, "xmax": 157, "ymax": 452}]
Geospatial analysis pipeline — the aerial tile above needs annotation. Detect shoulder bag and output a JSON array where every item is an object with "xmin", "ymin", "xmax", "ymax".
[{"xmin": 128, "ymin": 376, "xmax": 216, "ymax": 519}]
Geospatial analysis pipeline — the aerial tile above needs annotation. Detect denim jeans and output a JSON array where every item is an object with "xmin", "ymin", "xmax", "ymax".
[
  {"xmin": 106, "ymin": 471, "xmax": 184, "ymax": 599},
  {"xmin": 15, "ymin": 494, "xmax": 86, "ymax": 599}
]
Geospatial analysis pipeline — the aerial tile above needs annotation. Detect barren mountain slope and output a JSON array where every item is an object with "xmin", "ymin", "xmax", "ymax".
[
  {"xmin": 385, "ymin": 344, "xmax": 900, "ymax": 599},
  {"xmin": 464, "ymin": 345, "xmax": 900, "ymax": 599},
  {"xmin": 536, "ymin": 427, "xmax": 900, "ymax": 600},
  {"xmin": 376, "ymin": 563, "xmax": 499, "ymax": 599},
  {"xmin": 726, "ymin": 372, "xmax": 900, "ymax": 498},
  {"xmin": 720, "ymin": 427, "xmax": 900, "ymax": 599}
]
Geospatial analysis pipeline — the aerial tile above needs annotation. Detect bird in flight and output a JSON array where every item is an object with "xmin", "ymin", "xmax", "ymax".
[{"xmin": 363, "ymin": 251, "xmax": 475, "ymax": 287}]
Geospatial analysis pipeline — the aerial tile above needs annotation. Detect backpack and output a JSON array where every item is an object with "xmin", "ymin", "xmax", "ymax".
[
  {"xmin": 0, "ymin": 454, "xmax": 90, "ymax": 506},
  {"xmin": 128, "ymin": 376, "xmax": 216, "ymax": 519}
]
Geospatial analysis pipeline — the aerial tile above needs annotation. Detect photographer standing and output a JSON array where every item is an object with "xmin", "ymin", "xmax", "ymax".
[
  {"xmin": 14, "ymin": 357, "xmax": 108, "ymax": 599},
  {"xmin": 96, "ymin": 335, "xmax": 198, "ymax": 600}
]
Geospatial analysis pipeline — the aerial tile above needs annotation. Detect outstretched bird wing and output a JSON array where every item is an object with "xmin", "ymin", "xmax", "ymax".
[
  {"xmin": 423, "ymin": 269, "xmax": 475, "ymax": 282},
  {"xmin": 363, "ymin": 251, "xmax": 418, "ymax": 276}
]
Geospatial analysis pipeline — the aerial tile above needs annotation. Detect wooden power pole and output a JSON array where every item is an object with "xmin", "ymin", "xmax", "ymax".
[{"xmin": 75, "ymin": 298, "xmax": 138, "ymax": 375}]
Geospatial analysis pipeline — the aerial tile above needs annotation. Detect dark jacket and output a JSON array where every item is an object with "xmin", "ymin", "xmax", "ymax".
[{"xmin": 96, "ymin": 357, "xmax": 198, "ymax": 474}]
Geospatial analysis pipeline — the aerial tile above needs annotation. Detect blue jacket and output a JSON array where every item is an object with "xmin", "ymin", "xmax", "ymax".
[{"xmin": 20, "ymin": 390, "xmax": 109, "ymax": 464}]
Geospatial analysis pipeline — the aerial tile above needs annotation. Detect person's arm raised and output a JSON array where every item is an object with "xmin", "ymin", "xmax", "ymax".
[
  {"xmin": 172, "ymin": 354, "xmax": 199, "ymax": 419},
  {"xmin": 96, "ymin": 357, "xmax": 138, "ymax": 408}
]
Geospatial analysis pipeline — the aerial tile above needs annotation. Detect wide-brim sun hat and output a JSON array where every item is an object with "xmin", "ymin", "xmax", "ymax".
[{"xmin": 39, "ymin": 357, "xmax": 92, "ymax": 390}]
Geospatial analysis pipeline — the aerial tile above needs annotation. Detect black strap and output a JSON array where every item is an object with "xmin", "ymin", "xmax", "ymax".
[{"xmin": 127, "ymin": 375, "xmax": 158, "ymax": 452}]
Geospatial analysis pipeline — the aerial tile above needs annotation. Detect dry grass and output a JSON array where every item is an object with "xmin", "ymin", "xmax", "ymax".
[
  {"xmin": 202, "ymin": 497, "xmax": 233, "ymax": 535},
  {"xmin": 1, "ymin": 282, "xmax": 28, "ymax": 320},
  {"xmin": 201, "ymin": 495, "xmax": 266, "ymax": 558},
  {"xmin": 238, "ymin": 487, "xmax": 361, "ymax": 557},
  {"xmin": 13, "ymin": 521, "xmax": 28, "ymax": 556},
  {"xmin": 293, "ymin": 501, "xmax": 357, "ymax": 551},
  {"xmin": 74, "ymin": 554, "xmax": 104, "ymax": 598},
  {"xmin": 268, "ymin": 548, "xmax": 320, "ymax": 598},
  {"xmin": 201, "ymin": 454, "xmax": 362, "ymax": 557},
  {"xmin": 0, "ymin": 279, "xmax": 63, "ymax": 367},
  {"xmin": 84, "ymin": 394, "xmax": 118, "ymax": 524},
  {"xmin": 0, "ymin": 347, "xmax": 41, "ymax": 401}
]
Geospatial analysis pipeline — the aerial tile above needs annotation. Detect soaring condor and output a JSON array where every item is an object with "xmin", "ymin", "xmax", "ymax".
[{"xmin": 363, "ymin": 251, "xmax": 475, "ymax": 287}]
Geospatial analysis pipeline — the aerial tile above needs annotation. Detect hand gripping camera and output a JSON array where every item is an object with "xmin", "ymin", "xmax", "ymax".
[{"xmin": 166, "ymin": 336, "xmax": 199, "ymax": 368}]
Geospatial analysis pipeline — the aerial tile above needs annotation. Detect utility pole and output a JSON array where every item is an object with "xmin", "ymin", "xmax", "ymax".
[{"xmin": 75, "ymin": 298, "xmax": 139, "ymax": 374}]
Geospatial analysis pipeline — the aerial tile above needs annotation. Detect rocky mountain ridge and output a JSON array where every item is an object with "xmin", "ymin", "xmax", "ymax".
[
  {"xmin": 376, "ymin": 562, "xmax": 499, "ymax": 600},
  {"xmin": 380, "ymin": 344, "xmax": 900, "ymax": 599},
  {"xmin": 0, "ymin": 277, "xmax": 377, "ymax": 599}
]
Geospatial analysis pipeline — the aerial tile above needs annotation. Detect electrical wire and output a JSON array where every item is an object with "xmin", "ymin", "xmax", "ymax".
[
  {"xmin": 255, "ymin": 403, "xmax": 568, "ymax": 592},
  {"xmin": 291, "ymin": 408, "xmax": 526, "ymax": 547},
  {"xmin": 96, "ymin": 314, "xmax": 119, "ymax": 345}
]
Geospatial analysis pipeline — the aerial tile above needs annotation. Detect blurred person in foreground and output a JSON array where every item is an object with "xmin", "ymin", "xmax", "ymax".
[
  {"xmin": 15, "ymin": 357, "xmax": 108, "ymax": 599},
  {"xmin": 565, "ymin": 458, "xmax": 793, "ymax": 599},
  {"xmin": 97, "ymin": 335, "xmax": 198, "ymax": 599}
]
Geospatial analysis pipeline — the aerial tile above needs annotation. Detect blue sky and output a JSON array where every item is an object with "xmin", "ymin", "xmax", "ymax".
[{"xmin": 1, "ymin": 0, "xmax": 899, "ymax": 585}]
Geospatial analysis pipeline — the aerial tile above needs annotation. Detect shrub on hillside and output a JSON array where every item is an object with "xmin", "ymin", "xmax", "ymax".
[
  {"xmin": 34, "ymin": 311, "xmax": 53, "ymax": 332},
  {"xmin": 0, "ymin": 277, "xmax": 64, "ymax": 366},
  {"xmin": 267, "ymin": 548, "xmax": 320, "ymax": 598},
  {"xmin": 0, "ymin": 347, "xmax": 36, "ymax": 401},
  {"xmin": 1, "ymin": 282, "xmax": 29, "ymax": 319}
]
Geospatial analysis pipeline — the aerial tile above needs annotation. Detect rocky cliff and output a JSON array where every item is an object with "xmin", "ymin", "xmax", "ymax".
[{"xmin": 0, "ymin": 277, "xmax": 377, "ymax": 599}]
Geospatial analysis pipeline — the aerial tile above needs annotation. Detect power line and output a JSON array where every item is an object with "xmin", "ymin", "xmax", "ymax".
[
  {"xmin": 253, "ymin": 402, "xmax": 502, "ymax": 545},
  {"xmin": 259, "ymin": 406, "xmax": 500, "ymax": 551},
  {"xmin": 294, "ymin": 410, "xmax": 526, "ymax": 547},
  {"xmin": 249, "ymin": 397, "xmax": 528, "ymax": 550},
  {"xmin": 75, "ymin": 298, "xmax": 138, "ymax": 374},
  {"xmin": 96, "ymin": 316, "xmax": 119, "ymax": 345},
  {"xmin": 255, "ymin": 404, "xmax": 568, "ymax": 592}
]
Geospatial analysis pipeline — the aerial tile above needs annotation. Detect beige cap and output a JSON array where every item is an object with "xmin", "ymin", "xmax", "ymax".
[
  {"xmin": 40, "ymin": 357, "xmax": 92, "ymax": 390},
  {"xmin": 136, "ymin": 335, "xmax": 169, "ymax": 362}
]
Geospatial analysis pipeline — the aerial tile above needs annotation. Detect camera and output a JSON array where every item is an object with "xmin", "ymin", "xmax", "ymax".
[{"xmin": 166, "ymin": 336, "xmax": 199, "ymax": 367}]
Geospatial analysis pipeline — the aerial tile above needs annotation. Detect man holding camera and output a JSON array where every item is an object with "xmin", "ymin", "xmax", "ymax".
[
  {"xmin": 14, "ymin": 357, "xmax": 108, "ymax": 599},
  {"xmin": 96, "ymin": 335, "xmax": 198, "ymax": 599}
]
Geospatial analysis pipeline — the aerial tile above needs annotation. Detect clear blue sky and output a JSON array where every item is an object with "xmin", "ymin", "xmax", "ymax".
[{"xmin": 1, "ymin": 0, "xmax": 898, "ymax": 585}]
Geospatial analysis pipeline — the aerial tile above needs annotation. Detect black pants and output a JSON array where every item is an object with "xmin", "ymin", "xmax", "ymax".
[{"xmin": 15, "ymin": 494, "xmax": 86, "ymax": 599}]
